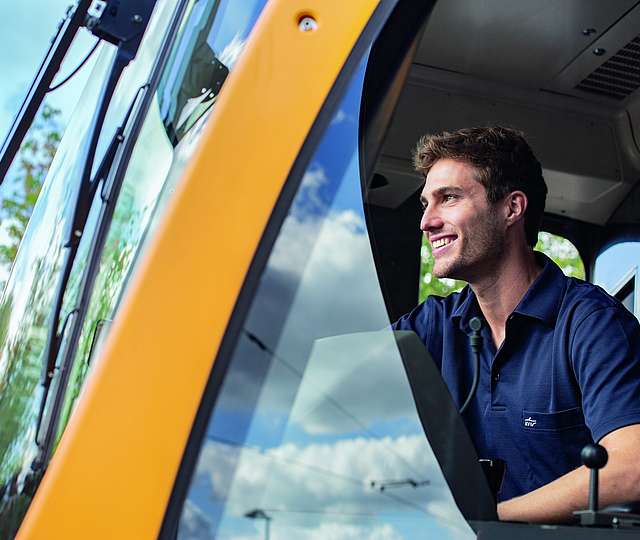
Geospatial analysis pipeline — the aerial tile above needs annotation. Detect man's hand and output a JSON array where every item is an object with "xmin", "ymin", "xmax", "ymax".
[{"xmin": 497, "ymin": 424, "xmax": 640, "ymax": 523}]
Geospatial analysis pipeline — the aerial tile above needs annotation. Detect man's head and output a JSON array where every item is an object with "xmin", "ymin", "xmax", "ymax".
[{"xmin": 414, "ymin": 126, "xmax": 547, "ymax": 280}]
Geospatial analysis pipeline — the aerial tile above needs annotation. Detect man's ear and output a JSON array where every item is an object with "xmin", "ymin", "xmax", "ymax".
[{"xmin": 504, "ymin": 191, "xmax": 528, "ymax": 226}]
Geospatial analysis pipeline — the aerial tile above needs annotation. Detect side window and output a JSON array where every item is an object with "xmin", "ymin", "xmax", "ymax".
[
  {"xmin": 534, "ymin": 231, "xmax": 585, "ymax": 280},
  {"xmin": 56, "ymin": 0, "xmax": 269, "ymax": 438},
  {"xmin": 594, "ymin": 242, "xmax": 640, "ymax": 319},
  {"xmin": 419, "ymin": 236, "xmax": 465, "ymax": 301},
  {"xmin": 172, "ymin": 46, "xmax": 475, "ymax": 538}
]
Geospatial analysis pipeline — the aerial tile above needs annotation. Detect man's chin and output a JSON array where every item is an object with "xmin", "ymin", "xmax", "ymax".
[{"xmin": 433, "ymin": 263, "xmax": 464, "ymax": 281}]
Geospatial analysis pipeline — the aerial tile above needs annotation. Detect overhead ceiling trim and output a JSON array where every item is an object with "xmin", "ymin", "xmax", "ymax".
[{"xmin": 576, "ymin": 36, "xmax": 640, "ymax": 101}]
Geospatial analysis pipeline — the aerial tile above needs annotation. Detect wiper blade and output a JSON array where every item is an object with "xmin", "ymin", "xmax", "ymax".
[
  {"xmin": 34, "ymin": 0, "xmax": 158, "ymax": 466},
  {"xmin": 0, "ymin": 0, "xmax": 93, "ymax": 184}
]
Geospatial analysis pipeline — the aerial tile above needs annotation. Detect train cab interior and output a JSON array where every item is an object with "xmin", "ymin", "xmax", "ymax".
[
  {"xmin": 366, "ymin": 0, "xmax": 640, "ymax": 322},
  {"xmin": 360, "ymin": 0, "xmax": 640, "ymax": 534}
]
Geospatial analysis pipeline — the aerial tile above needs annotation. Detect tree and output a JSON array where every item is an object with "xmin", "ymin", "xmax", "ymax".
[
  {"xmin": 0, "ymin": 105, "xmax": 61, "ymax": 267},
  {"xmin": 419, "ymin": 231, "xmax": 585, "ymax": 303}
]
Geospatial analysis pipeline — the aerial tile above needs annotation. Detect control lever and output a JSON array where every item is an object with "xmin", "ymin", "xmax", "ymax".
[
  {"xmin": 574, "ymin": 443, "xmax": 640, "ymax": 528},
  {"xmin": 583, "ymin": 443, "xmax": 607, "ymax": 512},
  {"xmin": 573, "ymin": 443, "xmax": 611, "ymax": 526}
]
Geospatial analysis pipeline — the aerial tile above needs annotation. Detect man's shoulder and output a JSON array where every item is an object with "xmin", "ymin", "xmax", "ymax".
[
  {"xmin": 393, "ymin": 287, "xmax": 470, "ymax": 333},
  {"xmin": 560, "ymin": 275, "xmax": 633, "ymax": 324}
]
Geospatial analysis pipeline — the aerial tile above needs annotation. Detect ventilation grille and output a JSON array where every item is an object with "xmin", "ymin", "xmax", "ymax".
[{"xmin": 576, "ymin": 36, "xmax": 640, "ymax": 101}]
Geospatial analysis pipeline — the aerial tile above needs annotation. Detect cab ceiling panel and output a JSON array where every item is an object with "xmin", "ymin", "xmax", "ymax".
[
  {"xmin": 416, "ymin": 0, "xmax": 639, "ymax": 91},
  {"xmin": 378, "ymin": 80, "xmax": 623, "ymax": 224}
]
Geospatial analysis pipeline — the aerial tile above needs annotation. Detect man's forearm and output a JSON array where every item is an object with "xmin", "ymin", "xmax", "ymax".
[
  {"xmin": 498, "ymin": 431, "xmax": 640, "ymax": 523},
  {"xmin": 498, "ymin": 465, "xmax": 589, "ymax": 523}
]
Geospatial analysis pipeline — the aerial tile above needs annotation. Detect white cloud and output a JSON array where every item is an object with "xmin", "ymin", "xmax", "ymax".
[
  {"xmin": 180, "ymin": 500, "xmax": 215, "ymax": 540},
  {"xmin": 219, "ymin": 33, "xmax": 246, "ymax": 69},
  {"xmin": 330, "ymin": 109, "xmax": 355, "ymax": 126}
]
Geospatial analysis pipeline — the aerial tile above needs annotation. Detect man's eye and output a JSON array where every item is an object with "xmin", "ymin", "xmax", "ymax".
[{"xmin": 444, "ymin": 194, "xmax": 457, "ymax": 202}]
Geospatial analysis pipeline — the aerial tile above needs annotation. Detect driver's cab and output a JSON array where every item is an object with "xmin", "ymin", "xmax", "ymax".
[{"xmin": 8, "ymin": 0, "xmax": 640, "ymax": 538}]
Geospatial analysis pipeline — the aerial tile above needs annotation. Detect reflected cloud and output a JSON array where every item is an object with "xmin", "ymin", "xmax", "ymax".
[
  {"xmin": 219, "ymin": 33, "xmax": 246, "ymax": 69},
  {"xmin": 186, "ymin": 434, "xmax": 471, "ymax": 539}
]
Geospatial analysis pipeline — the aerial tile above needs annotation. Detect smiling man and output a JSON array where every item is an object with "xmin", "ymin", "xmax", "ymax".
[{"xmin": 393, "ymin": 126, "xmax": 640, "ymax": 522}]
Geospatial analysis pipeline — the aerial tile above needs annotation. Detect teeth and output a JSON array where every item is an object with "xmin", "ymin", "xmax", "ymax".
[{"xmin": 432, "ymin": 237, "xmax": 453, "ymax": 249}]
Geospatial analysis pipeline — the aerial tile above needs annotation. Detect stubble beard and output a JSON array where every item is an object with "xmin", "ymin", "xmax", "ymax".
[{"xmin": 432, "ymin": 211, "xmax": 505, "ymax": 282}]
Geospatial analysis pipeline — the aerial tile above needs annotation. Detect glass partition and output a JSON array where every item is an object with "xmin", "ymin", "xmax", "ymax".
[{"xmin": 175, "ymin": 52, "xmax": 474, "ymax": 540}]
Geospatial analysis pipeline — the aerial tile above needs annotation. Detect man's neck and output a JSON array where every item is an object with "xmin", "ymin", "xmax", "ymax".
[{"xmin": 470, "ymin": 245, "xmax": 542, "ymax": 348}]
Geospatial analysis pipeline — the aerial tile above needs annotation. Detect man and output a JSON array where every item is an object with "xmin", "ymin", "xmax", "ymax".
[{"xmin": 393, "ymin": 126, "xmax": 640, "ymax": 522}]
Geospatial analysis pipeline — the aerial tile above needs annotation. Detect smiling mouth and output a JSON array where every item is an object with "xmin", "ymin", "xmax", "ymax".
[{"xmin": 431, "ymin": 236, "xmax": 457, "ymax": 251}]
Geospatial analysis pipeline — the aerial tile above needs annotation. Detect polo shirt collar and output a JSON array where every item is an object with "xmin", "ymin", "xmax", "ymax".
[
  {"xmin": 451, "ymin": 252, "xmax": 565, "ymax": 332},
  {"xmin": 512, "ymin": 252, "xmax": 565, "ymax": 324}
]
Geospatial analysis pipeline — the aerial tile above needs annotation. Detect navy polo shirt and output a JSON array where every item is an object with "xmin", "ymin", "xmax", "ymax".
[{"xmin": 394, "ymin": 253, "xmax": 640, "ymax": 501}]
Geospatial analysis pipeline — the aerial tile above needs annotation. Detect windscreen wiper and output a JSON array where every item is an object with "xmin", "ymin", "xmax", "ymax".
[
  {"xmin": 0, "ymin": 0, "xmax": 93, "ymax": 183},
  {"xmin": 34, "ymin": 0, "xmax": 157, "ymax": 469}
]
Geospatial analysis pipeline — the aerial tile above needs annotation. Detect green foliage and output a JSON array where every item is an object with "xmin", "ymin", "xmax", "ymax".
[
  {"xmin": 534, "ymin": 231, "xmax": 585, "ymax": 279},
  {"xmin": 0, "ymin": 105, "xmax": 61, "ymax": 266},
  {"xmin": 419, "ymin": 231, "xmax": 585, "ymax": 302},
  {"xmin": 419, "ymin": 236, "xmax": 465, "ymax": 302}
]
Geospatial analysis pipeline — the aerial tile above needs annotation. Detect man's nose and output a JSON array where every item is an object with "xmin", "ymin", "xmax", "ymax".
[{"xmin": 420, "ymin": 206, "xmax": 443, "ymax": 232}]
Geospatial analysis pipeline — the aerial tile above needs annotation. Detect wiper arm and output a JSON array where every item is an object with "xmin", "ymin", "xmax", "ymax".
[
  {"xmin": 34, "ymin": 86, "xmax": 145, "ymax": 459},
  {"xmin": 34, "ymin": 0, "xmax": 157, "ymax": 466},
  {"xmin": 0, "ymin": 0, "xmax": 93, "ymax": 183}
]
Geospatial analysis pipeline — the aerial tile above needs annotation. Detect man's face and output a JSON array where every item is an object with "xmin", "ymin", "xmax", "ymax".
[{"xmin": 420, "ymin": 159, "xmax": 505, "ymax": 281}]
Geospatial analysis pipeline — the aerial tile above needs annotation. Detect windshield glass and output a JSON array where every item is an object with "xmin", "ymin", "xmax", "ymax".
[
  {"xmin": 176, "ymin": 53, "xmax": 474, "ymax": 540},
  {"xmin": 0, "ymin": 0, "xmax": 177, "ymax": 534},
  {"xmin": 56, "ymin": 0, "xmax": 269, "ymax": 445}
]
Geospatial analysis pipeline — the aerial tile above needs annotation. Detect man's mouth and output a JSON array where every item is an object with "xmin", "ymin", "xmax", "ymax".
[{"xmin": 431, "ymin": 235, "xmax": 457, "ymax": 254}]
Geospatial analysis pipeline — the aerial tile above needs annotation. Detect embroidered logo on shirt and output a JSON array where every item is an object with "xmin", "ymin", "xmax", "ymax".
[{"xmin": 524, "ymin": 416, "xmax": 537, "ymax": 427}]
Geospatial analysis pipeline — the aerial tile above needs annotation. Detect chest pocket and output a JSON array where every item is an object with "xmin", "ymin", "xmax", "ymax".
[
  {"xmin": 517, "ymin": 406, "xmax": 592, "ymax": 493},
  {"xmin": 521, "ymin": 406, "xmax": 586, "ymax": 432}
]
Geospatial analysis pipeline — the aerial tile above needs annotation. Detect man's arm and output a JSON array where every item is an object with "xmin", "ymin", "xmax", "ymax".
[{"xmin": 498, "ymin": 424, "xmax": 640, "ymax": 523}]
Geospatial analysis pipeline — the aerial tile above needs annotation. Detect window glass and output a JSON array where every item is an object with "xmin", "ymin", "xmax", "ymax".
[
  {"xmin": 176, "ymin": 54, "xmax": 474, "ymax": 540},
  {"xmin": 0, "ymin": 46, "xmax": 116, "ymax": 539},
  {"xmin": 0, "ymin": 0, "xmax": 178, "ymax": 534},
  {"xmin": 594, "ymin": 242, "xmax": 640, "ymax": 318},
  {"xmin": 615, "ymin": 277, "xmax": 635, "ymax": 314},
  {"xmin": 57, "ymin": 0, "xmax": 268, "ymax": 439},
  {"xmin": 534, "ymin": 231, "xmax": 585, "ymax": 280},
  {"xmin": 419, "ymin": 236, "xmax": 465, "ymax": 302}
]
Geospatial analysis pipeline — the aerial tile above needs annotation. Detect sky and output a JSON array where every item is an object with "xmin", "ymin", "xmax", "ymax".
[
  {"xmin": 0, "ymin": 1, "xmax": 97, "ymax": 150},
  {"xmin": 0, "ymin": 1, "xmax": 98, "ymax": 281}
]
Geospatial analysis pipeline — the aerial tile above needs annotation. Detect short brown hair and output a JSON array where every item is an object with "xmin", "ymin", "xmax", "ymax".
[{"xmin": 413, "ymin": 126, "xmax": 547, "ymax": 247}]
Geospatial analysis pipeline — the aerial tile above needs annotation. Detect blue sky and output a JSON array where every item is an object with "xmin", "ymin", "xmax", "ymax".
[{"xmin": 0, "ymin": 1, "xmax": 97, "ymax": 145}]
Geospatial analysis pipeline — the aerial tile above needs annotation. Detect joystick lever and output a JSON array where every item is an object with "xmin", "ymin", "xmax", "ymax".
[
  {"xmin": 574, "ymin": 443, "xmax": 640, "ymax": 528},
  {"xmin": 573, "ymin": 443, "xmax": 612, "ymax": 526},
  {"xmin": 582, "ymin": 443, "xmax": 608, "ymax": 512}
]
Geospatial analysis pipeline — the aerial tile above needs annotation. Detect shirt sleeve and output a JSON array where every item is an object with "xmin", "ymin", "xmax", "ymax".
[{"xmin": 571, "ymin": 305, "xmax": 640, "ymax": 442}]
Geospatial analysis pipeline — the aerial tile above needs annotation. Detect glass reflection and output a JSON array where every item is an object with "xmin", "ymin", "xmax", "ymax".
[
  {"xmin": 0, "ymin": 48, "xmax": 115, "ymax": 538},
  {"xmin": 159, "ymin": 0, "xmax": 266, "ymax": 144},
  {"xmin": 0, "ymin": 0, "xmax": 176, "ymax": 535},
  {"xmin": 177, "ymin": 57, "xmax": 474, "ymax": 539},
  {"xmin": 58, "ymin": 0, "xmax": 269, "ymax": 438}
]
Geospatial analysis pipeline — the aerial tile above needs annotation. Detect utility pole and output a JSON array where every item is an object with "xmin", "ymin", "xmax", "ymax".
[{"xmin": 244, "ymin": 508, "xmax": 272, "ymax": 540}]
